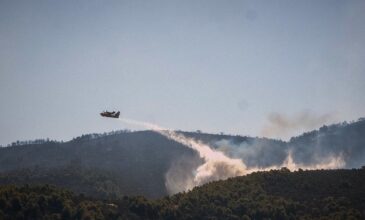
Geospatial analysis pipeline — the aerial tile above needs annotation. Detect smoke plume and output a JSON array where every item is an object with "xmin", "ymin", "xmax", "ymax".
[
  {"xmin": 246, "ymin": 151, "xmax": 345, "ymax": 173},
  {"xmin": 119, "ymin": 117, "xmax": 346, "ymax": 194},
  {"xmin": 261, "ymin": 111, "xmax": 334, "ymax": 140}
]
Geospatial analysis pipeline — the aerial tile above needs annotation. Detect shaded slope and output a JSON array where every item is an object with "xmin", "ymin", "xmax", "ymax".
[
  {"xmin": 0, "ymin": 168, "xmax": 364, "ymax": 220},
  {"xmin": 0, "ymin": 131, "xmax": 201, "ymax": 198},
  {"xmin": 156, "ymin": 168, "xmax": 365, "ymax": 219}
]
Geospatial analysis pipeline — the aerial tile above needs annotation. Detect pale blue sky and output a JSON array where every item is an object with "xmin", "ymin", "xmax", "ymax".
[{"xmin": 1, "ymin": 0, "xmax": 364, "ymax": 145}]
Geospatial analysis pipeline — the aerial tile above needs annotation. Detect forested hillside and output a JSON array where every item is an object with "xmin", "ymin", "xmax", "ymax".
[
  {"xmin": 212, "ymin": 118, "xmax": 365, "ymax": 169},
  {"xmin": 0, "ymin": 166, "xmax": 123, "ymax": 199},
  {"xmin": 0, "ymin": 168, "xmax": 364, "ymax": 220},
  {"xmin": 0, "ymin": 131, "xmax": 200, "ymax": 198},
  {"xmin": 0, "ymin": 118, "xmax": 364, "ymax": 198}
]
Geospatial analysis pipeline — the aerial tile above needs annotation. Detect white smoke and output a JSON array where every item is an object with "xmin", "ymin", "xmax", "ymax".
[
  {"xmin": 119, "ymin": 118, "xmax": 345, "ymax": 194},
  {"xmin": 261, "ymin": 111, "xmax": 335, "ymax": 140},
  {"xmin": 247, "ymin": 151, "xmax": 345, "ymax": 173}
]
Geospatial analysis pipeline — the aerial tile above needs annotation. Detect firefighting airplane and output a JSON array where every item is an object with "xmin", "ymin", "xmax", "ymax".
[{"xmin": 100, "ymin": 111, "xmax": 120, "ymax": 118}]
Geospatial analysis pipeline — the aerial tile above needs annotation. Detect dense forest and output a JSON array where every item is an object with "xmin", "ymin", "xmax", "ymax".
[
  {"xmin": 0, "ymin": 168, "xmax": 364, "ymax": 219},
  {"xmin": 0, "ymin": 166, "xmax": 123, "ymax": 200},
  {"xmin": 0, "ymin": 118, "xmax": 364, "ymax": 198}
]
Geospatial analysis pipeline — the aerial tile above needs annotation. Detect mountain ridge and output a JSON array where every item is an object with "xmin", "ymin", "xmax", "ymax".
[{"xmin": 0, "ymin": 118, "xmax": 364, "ymax": 198}]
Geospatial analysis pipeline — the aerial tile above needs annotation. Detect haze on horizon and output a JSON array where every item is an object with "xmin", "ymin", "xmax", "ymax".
[{"xmin": 0, "ymin": 0, "xmax": 364, "ymax": 145}]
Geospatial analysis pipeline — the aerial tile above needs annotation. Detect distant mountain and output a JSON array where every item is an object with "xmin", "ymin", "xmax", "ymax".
[
  {"xmin": 0, "ymin": 118, "xmax": 364, "ymax": 198},
  {"xmin": 289, "ymin": 118, "xmax": 365, "ymax": 168},
  {"xmin": 0, "ymin": 168, "xmax": 364, "ymax": 219}
]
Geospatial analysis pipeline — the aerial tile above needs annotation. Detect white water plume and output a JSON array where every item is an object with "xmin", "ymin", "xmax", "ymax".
[
  {"xmin": 118, "ymin": 118, "xmax": 345, "ymax": 194},
  {"xmin": 119, "ymin": 118, "xmax": 247, "ymax": 188}
]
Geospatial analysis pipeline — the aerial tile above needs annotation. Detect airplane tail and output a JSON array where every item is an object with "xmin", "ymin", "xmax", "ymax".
[{"xmin": 116, "ymin": 111, "xmax": 120, "ymax": 118}]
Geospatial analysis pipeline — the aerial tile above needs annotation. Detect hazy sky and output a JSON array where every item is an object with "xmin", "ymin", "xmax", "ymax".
[{"xmin": 1, "ymin": 0, "xmax": 364, "ymax": 145}]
